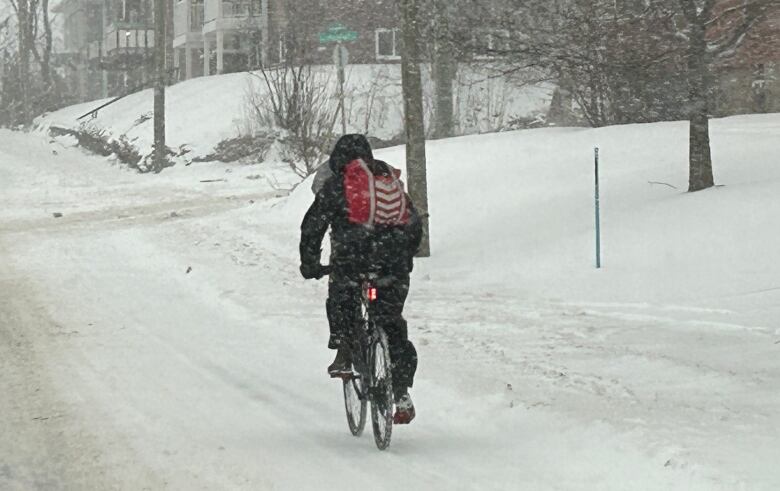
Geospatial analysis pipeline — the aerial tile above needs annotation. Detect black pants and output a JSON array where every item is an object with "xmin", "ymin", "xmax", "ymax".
[{"xmin": 326, "ymin": 273, "xmax": 418, "ymax": 394}]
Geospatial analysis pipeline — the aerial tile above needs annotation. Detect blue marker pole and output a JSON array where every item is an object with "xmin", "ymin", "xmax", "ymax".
[{"xmin": 595, "ymin": 147, "xmax": 601, "ymax": 269}]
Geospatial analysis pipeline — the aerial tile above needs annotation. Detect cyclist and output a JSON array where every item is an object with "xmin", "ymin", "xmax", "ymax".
[{"xmin": 299, "ymin": 134, "xmax": 422, "ymax": 424}]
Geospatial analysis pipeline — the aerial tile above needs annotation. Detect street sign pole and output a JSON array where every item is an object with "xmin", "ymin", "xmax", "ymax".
[
  {"xmin": 336, "ymin": 43, "xmax": 347, "ymax": 135},
  {"xmin": 319, "ymin": 23, "xmax": 356, "ymax": 136},
  {"xmin": 319, "ymin": 23, "xmax": 358, "ymax": 44}
]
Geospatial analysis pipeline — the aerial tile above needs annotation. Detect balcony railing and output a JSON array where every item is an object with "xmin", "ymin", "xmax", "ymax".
[
  {"xmin": 204, "ymin": 0, "xmax": 261, "ymax": 22},
  {"xmin": 223, "ymin": 1, "xmax": 252, "ymax": 17},
  {"xmin": 104, "ymin": 24, "xmax": 155, "ymax": 53}
]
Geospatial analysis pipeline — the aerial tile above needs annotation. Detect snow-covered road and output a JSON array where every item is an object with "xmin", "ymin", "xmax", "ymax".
[{"xmin": 1, "ymin": 129, "xmax": 778, "ymax": 490}]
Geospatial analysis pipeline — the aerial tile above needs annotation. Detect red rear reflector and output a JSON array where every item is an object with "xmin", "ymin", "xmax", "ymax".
[{"xmin": 367, "ymin": 287, "xmax": 378, "ymax": 301}]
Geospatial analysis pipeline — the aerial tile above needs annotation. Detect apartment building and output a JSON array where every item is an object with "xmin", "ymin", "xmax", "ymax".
[
  {"xmin": 172, "ymin": 0, "xmax": 268, "ymax": 79},
  {"xmin": 55, "ymin": 0, "xmax": 156, "ymax": 99},
  {"xmin": 265, "ymin": 0, "xmax": 401, "ymax": 66},
  {"xmin": 172, "ymin": 0, "xmax": 404, "ymax": 80}
]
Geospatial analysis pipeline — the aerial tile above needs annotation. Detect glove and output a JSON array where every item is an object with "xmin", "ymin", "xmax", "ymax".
[{"xmin": 300, "ymin": 263, "xmax": 324, "ymax": 280}]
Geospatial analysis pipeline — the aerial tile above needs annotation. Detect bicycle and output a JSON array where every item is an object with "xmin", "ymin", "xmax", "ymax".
[{"xmin": 324, "ymin": 268, "xmax": 395, "ymax": 451}]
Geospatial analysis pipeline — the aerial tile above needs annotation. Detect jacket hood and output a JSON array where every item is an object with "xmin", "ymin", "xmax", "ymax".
[
  {"xmin": 328, "ymin": 134, "xmax": 374, "ymax": 174},
  {"xmin": 373, "ymin": 159, "xmax": 402, "ymax": 180}
]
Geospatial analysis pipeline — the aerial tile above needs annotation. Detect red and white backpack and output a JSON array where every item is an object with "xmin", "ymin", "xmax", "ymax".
[{"xmin": 343, "ymin": 159, "xmax": 410, "ymax": 227}]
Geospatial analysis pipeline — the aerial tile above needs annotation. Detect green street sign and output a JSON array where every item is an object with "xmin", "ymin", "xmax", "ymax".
[
  {"xmin": 319, "ymin": 32, "xmax": 358, "ymax": 43},
  {"xmin": 319, "ymin": 23, "xmax": 358, "ymax": 43}
]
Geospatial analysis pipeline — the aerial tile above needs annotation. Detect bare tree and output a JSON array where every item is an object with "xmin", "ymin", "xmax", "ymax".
[
  {"xmin": 489, "ymin": 0, "xmax": 686, "ymax": 127},
  {"xmin": 153, "ymin": 0, "xmax": 168, "ymax": 171},
  {"xmin": 428, "ymin": 0, "xmax": 457, "ymax": 138},
  {"xmin": 3, "ymin": 0, "xmax": 60, "ymax": 125},
  {"xmin": 675, "ymin": 0, "xmax": 774, "ymax": 192},
  {"xmin": 39, "ymin": 0, "xmax": 51, "ymax": 98},
  {"xmin": 246, "ymin": 64, "xmax": 339, "ymax": 177},
  {"xmin": 8, "ymin": 0, "xmax": 34, "ymax": 123},
  {"xmin": 401, "ymin": 0, "xmax": 431, "ymax": 257},
  {"xmin": 480, "ymin": 0, "xmax": 772, "ymax": 192}
]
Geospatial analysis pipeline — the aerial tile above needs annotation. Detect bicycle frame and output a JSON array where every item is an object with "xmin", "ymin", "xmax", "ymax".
[
  {"xmin": 346, "ymin": 275, "xmax": 380, "ymax": 397},
  {"xmin": 334, "ymin": 269, "xmax": 396, "ymax": 449}
]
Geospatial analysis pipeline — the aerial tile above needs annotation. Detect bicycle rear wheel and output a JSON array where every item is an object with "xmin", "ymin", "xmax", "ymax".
[
  {"xmin": 343, "ymin": 370, "xmax": 367, "ymax": 437},
  {"xmin": 370, "ymin": 328, "xmax": 394, "ymax": 450}
]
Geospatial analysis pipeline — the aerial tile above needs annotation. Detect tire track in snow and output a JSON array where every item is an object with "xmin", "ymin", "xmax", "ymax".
[
  {"xmin": 406, "ymin": 286, "xmax": 780, "ymax": 482},
  {"xmin": 0, "ymin": 192, "xmax": 275, "ymax": 237},
  {"xmin": 0, "ymin": 259, "xmax": 161, "ymax": 490}
]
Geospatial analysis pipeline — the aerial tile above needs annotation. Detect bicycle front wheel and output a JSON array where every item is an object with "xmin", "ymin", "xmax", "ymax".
[
  {"xmin": 370, "ymin": 328, "xmax": 394, "ymax": 451},
  {"xmin": 343, "ymin": 370, "xmax": 367, "ymax": 437}
]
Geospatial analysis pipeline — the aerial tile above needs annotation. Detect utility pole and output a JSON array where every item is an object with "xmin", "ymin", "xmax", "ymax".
[
  {"xmin": 16, "ymin": 0, "xmax": 32, "ymax": 125},
  {"xmin": 166, "ymin": 0, "xmax": 175, "ymax": 83},
  {"xmin": 153, "ymin": 0, "xmax": 167, "ymax": 171},
  {"xmin": 400, "ymin": 0, "xmax": 431, "ymax": 257}
]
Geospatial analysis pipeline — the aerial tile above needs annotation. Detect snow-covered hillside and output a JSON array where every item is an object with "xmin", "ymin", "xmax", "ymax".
[
  {"xmin": 1, "ymin": 114, "xmax": 778, "ymax": 490},
  {"xmin": 35, "ymin": 66, "xmax": 552, "ymax": 161}
]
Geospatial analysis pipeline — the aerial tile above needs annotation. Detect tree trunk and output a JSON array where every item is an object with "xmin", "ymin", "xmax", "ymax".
[
  {"xmin": 686, "ymin": 24, "xmax": 715, "ymax": 192},
  {"xmin": 16, "ymin": 0, "xmax": 31, "ymax": 125},
  {"xmin": 153, "ymin": 0, "xmax": 167, "ymax": 170},
  {"xmin": 166, "ymin": 0, "xmax": 175, "ymax": 85},
  {"xmin": 431, "ymin": 0, "xmax": 456, "ymax": 139},
  {"xmin": 547, "ymin": 75, "xmax": 574, "ymax": 126},
  {"xmin": 400, "ymin": 0, "xmax": 431, "ymax": 257},
  {"xmin": 40, "ymin": 0, "xmax": 53, "ymax": 108},
  {"xmin": 688, "ymin": 109, "xmax": 714, "ymax": 191}
]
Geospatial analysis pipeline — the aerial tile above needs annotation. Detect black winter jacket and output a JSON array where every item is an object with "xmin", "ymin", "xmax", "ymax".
[{"xmin": 300, "ymin": 156, "xmax": 423, "ymax": 279}]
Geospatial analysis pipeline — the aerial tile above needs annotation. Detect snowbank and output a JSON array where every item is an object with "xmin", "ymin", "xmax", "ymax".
[
  {"xmin": 278, "ymin": 113, "xmax": 780, "ymax": 325},
  {"xmin": 35, "ymin": 65, "xmax": 553, "ymax": 162}
]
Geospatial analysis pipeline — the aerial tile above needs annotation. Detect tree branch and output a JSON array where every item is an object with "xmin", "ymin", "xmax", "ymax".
[{"xmin": 707, "ymin": 0, "xmax": 772, "ymax": 57}]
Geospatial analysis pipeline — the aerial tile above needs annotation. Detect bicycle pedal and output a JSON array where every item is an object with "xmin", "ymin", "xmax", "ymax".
[{"xmin": 330, "ymin": 371, "xmax": 354, "ymax": 380}]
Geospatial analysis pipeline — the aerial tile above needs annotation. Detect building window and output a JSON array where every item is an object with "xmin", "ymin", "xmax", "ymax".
[
  {"xmin": 190, "ymin": 0, "xmax": 204, "ymax": 30},
  {"xmin": 375, "ymin": 28, "xmax": 400, "ymax": 60}
]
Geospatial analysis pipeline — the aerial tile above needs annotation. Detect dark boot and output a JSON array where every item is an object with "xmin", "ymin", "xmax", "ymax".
[{"xmin": 327, "ymin": 348, "xmax": 352, "ymax": 378}]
